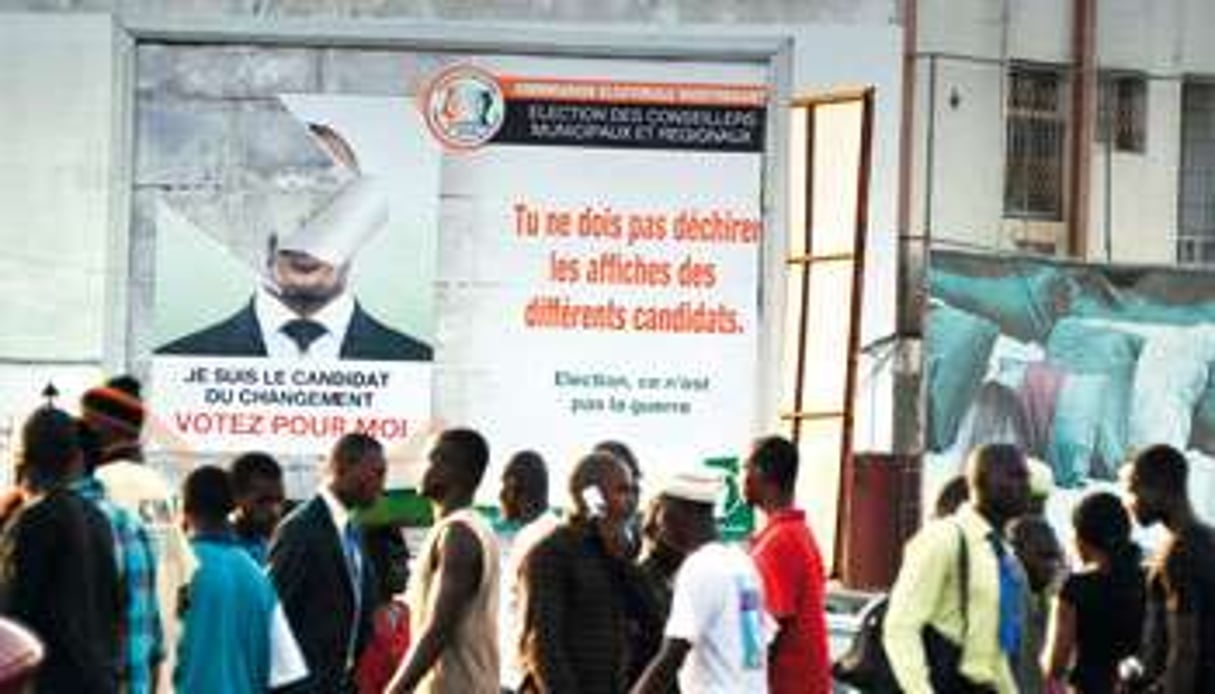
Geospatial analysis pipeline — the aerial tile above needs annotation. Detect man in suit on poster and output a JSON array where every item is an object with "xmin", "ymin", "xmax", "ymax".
[
  {"xmin": 156, "ymin": 123, "xmax": 431, "ymax": 362},
  {"xmin": 267, "ymin": 432, "xmax": 386, "ymax": 693}
]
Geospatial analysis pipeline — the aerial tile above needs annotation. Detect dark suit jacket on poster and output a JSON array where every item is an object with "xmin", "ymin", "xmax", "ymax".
[
  {"xmin": 268, "ymin": 496, "xmax": 377, "ymax": 694},
  {"xmin": 156, "ymin": 299, "xmax": 432, "ymax": 361}
]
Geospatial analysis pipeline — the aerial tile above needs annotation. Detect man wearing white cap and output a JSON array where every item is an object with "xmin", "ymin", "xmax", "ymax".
[
  {"xmin": 631, "ymin": 470, "xmax": 769, "ymax": 694},
  {"xmin": 157, "ymin": 125, "xmax": 431, "ymax": 362}
]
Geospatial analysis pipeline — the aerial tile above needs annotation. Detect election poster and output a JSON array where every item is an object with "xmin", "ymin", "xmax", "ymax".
[
  {"xmin": 141, "ymin": 46, "xmax": 769, "ymax": 479},
  {"xmin": 427, "ymin": 56, "xmax": 767, "ymax": 482},
  {"xmin": 148, "ymin": 93, "xmax": 441, "ymax": 454}
]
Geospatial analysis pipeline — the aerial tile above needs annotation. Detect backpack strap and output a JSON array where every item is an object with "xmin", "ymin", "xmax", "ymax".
[{"xmin": 954, "ymin": 521, "xmax": 970, "ymax": 642}]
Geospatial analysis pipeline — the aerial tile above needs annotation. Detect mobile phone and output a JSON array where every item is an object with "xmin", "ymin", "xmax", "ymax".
[{"xmin": 581, "ymin": 485, "xmax": 607, "ymax": 518}]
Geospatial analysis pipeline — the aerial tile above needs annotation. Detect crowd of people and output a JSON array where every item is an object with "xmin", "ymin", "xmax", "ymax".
[
  {"xmin": 883, "ymin": 443, "xmax": 1215, "ymax": 693},
  {"xmin": 0, "ymin": 376, "xmax": 832, "ymax": 693},
  {"xmin": 3, "ymin": 376, "xmax": 1213, "ymax": 693}
]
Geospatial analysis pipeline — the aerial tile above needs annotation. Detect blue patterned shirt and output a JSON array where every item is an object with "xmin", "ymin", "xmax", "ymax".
[{"xmin": 72, "ymin": 476, "xmax": 165, "ymax": 694}]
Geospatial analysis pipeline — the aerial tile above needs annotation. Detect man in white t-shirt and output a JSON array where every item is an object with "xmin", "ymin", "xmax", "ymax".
[{"xmin": 631, "ymin": 471, "xmax": 769, "ymax": 694}]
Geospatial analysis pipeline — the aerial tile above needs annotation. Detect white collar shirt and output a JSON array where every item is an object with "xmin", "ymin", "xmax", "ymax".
[
  {"xmin": 318, "ymin": 484, "xmax": 353, "ymax": 539},
  {"xmin": 318, "ymin": 485, "xmax": 363, "ymax": 666},
  {"xmin": 254, "ymin": 284, "xmax": 356, "ymax": 360}
]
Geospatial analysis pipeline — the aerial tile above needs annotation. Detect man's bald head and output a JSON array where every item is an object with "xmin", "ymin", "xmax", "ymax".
[
  {"xmin": 568, "ymin": 451, "xmax": 635, "ymax": 524},
  {"xmin": 965, "ymin": 443, "xmax": 1030, "ymax": 527}
]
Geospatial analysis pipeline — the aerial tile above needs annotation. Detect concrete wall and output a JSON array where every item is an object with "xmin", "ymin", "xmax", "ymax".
[
  {"xmin": 913, "ymin": 0, "xmax": 1069, "ymax": 253},
  {"xmin": 0, "ymin": 3, "xmax": 902, "ymax": 559},
  {"xmin": 0, "ymin": 13, "xmax": 130, "ymax": 468},
  {"xmin": 1087, "ymin": 78, "xmax": 1182, "ymax": 264},
  {"xmin": 914, "ymin": 0, "xmax": 1211, "ymax": 265},
  {"xmin": 918, "ymin": 56, "xmax": 1007, "ymax": 250},
  {"xmin": 3, "ymin": 0, "xmax": 894, "ymax": 22},
  {"xmin": 1088, "ymin": 0, "xmax": 1188, "ymax": 264},
  {"xmin": 0, "ymin": 13, "xmax": 130, "ymax": 364},
  {"xmin": 0, "ymin": 0, "xmax": 902, "ymax": 383},
  {"xmin": 1178, "ymin": 0, "xmax": 1215, "ymax": 72}
]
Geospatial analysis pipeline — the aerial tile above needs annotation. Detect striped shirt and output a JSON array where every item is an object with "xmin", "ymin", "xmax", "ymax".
[
  {"xmin": 73, "ymin": 476, "xmax": 164, "ymax": 694},
  {"xmin": 520, "ymin": 523, "xmax": 637, "ymax": 694}
]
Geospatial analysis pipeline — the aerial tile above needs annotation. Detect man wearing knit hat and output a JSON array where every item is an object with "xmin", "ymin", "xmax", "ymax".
[
  {"xmin": 155, "ymin": 125, "xmax": 431, "ymax": 362},
  {"xmin": 632, "ymin": 470, "xmax": 769, "ymax": 694},
  {"xmin": 81, "ymin": 375, "xmax": 198, "ymax": 693}
]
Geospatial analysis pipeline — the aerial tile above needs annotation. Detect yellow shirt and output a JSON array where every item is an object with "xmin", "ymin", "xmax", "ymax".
[{"xmin": 882, "ymin": 504, "xmax": 1019, "ymax": 694}]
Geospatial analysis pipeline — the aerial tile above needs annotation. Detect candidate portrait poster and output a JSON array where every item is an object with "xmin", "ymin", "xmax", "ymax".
[
  {"xmin": 148, "ymin": 93, "xmax": 440, "ymax": 454},
  {"xmin": 139, "ymin": 45, "xmax": 770, "ymax": 481}
]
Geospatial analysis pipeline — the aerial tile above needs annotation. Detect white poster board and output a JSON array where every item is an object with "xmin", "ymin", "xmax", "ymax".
[
  {"xmin": 143, "ymin": 48, "xmax": 769, "ymax": 486},
  {"xmin": 429, "ymin": 57, "xmax": 767, "ymax": 484}
]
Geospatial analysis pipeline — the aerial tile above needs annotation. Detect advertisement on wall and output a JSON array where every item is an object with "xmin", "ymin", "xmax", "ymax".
[
  {"xmin": 149, "ymin": 93, "xmax": 440, "ymax": 454},
  {"xmin": 432, "ymin": 59, "xmax": 766, "ymax": 479},
  {"xmin": 924, "ymin": 249, "xmax": 1215, "ymax": 523},
  {"xmin": 143, "ymin": 48, "xmax": 769, "ymax": 477}
]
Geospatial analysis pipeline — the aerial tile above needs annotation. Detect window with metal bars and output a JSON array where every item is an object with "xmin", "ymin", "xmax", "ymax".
[
  {"xmin": 1178, "ymin": 82, "xmax": 1215, "ymax": 265},
  {"xmin": 1004, "ymin": 65, "xmax": 1068, "ymax": 220},
  {"xmin": 1096, "ymin": 72, "xmax": 1147, "ymax": 153}
]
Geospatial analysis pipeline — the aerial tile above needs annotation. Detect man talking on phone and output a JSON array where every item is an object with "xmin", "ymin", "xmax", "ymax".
[{"xmin": 517, "ymin": 450, "xmax": 645, "ymax": 694}]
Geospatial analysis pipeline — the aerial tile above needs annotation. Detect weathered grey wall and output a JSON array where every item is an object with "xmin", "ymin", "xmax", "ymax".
[
  {"xmin": 1, "ymin": 0, "xmax": 897, "ymax": 24},
  {"xmin": 128, "ymin": 41, "xmax": 459, "ymax": 496},
  {"xmin": 1, "ymin": 2, "xmax": 905, "ymax": 515}
]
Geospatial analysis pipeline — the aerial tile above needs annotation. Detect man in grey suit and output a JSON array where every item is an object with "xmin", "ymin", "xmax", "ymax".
[{"xmin": 268, "ymin": 432, "xmax": 386, "ymax": 693}]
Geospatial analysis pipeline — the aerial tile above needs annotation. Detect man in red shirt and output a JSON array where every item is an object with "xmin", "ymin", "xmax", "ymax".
[{"xmin": 743, "ymin": 435, "xmax": 831, "ymax": 694}]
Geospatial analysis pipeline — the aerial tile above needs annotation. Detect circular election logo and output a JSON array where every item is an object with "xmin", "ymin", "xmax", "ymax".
[{"xmin": 423, "ymin": 65, "xmax": 506, "ymax": 150}]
